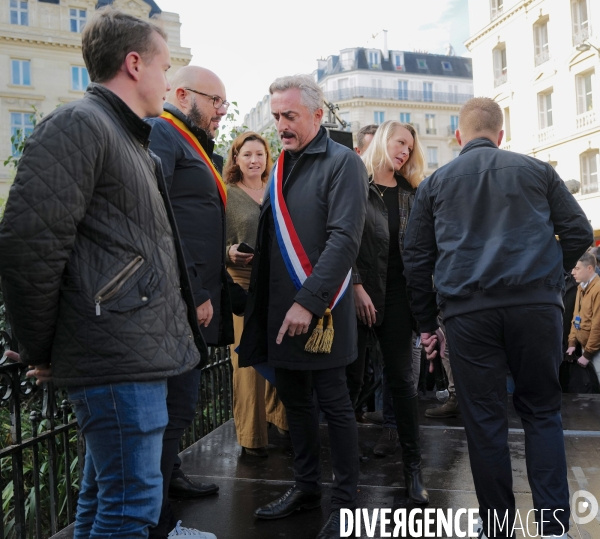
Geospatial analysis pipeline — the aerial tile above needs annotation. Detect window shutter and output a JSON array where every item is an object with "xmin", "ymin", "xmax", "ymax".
[
  {"xmin": 493, "ymin": 49, "xmax": 501, "ymax": 79},
  {"xmin": 576, "ymin": 76, "xmax": 585, "ymax": 115}
]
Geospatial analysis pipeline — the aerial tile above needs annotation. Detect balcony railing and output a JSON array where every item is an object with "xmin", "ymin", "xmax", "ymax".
[
  {"xmin": 576, "ymin": 110, "xmax": 597, "ymax": 129},
  {"xmin": 324, "ymin": 87, "xmax": 473, "ymax": 105},
  {"xmin": 494, "ymin": 73, "xmax": 508, "ymax": 88},
  {"xmin": 573, "ymin": 26, "xmax": 591, "ymax": 46},
  {"xmin": 425, "ymin": 127, "xmax": 437, "ymax": 135},
  {"xmin": 427, "ymin": 162, "xmax": 439, "ymax": 169},
  {"xmin": 447, "ymin": 126, "xmax": 458, "ymax": 136},
  {"xmin": 534, "ymin": 49, "xmax": 550, "ymax": 67},
  {"xmin": 500, "ymin": 142, "xmax": 511, "ymax": 151},
  {"xmin": 538, "ymin": 126, "xmax": 554, "ymax": 144}
]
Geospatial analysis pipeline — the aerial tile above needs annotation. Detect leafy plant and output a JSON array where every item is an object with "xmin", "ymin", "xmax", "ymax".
[{"xmin": 3, "ymin": 106, "xmax": 44, "ymax": 171}]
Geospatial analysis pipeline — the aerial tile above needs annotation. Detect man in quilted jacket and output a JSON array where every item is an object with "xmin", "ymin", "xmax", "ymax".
[{"xmin": 0, "ymin": 8, "xmax": 208, "ymax": 539}]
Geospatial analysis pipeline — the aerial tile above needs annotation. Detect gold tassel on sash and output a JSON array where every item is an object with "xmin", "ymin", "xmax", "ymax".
[{"xmin": 305, "ymin": 308, "xmax": 334, "ymax": 354}]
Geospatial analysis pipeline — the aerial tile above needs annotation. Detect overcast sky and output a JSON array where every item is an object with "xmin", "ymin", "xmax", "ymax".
[{"xmin": 157, "ymin": 0, "xmax": 470, "ymax": 120}]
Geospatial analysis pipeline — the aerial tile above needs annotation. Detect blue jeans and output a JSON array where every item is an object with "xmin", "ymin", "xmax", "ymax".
[{"xmin": 68, "ymin": 380, "xmax": 168, "ymax": 539}]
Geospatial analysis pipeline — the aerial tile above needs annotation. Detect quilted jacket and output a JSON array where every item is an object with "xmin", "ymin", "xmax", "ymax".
[{"xmin": 0, "ymin": 84, "xmax": 203, "ymax": 387}]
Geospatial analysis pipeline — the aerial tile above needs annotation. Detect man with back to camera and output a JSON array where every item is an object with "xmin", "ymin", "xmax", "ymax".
[
  {"xmin": 403, "ymin": 97, "xmax": 592, "ymax": 539},
  {"xmin": 0, "ymin": 8, "xmax": 205, "ymax": 538},
  {"xmin": 567, "ymin": 252, "xmax": 600, "ymax": 381},
  {"xmin": 146, "ymin": 65, "xmax": 246, "ymax": 539},
  {"xmin": 238, "ymin": 74, "xmax": 368, "ymax": 539},
  {"xmin": 354, "ymin": 124, "xmax": 377, "ymax": 155}
]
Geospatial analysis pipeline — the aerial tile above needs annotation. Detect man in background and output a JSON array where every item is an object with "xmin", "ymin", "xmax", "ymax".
[
  {"xmin": 354, "ymin": 124, "xmax": 378, "ymax": 155},
  {"xmin": 567, "ymin": 252, "xmax": 600, "ymax": 382}
]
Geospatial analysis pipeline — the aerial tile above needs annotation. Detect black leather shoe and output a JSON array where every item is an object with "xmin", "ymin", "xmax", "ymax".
[
  {"xmin": 373, "ymin": 427, "xmax": 398, "ymax": 457},
  {"xmin": 317, "ymin": 509, "xmax": 343, "ymax": 539},
  {"xmin": 254, "ymin": 484, "xmax": 321, "ymax": 520},
  {"xmin": 168, "ymin": 474, "xmax": 219, "ymax": 498}
]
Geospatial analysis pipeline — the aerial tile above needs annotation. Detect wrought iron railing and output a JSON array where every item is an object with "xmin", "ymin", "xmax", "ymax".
[{"xmin": 0, "ymin": 326, "xmax": 233, "ymax": 539}]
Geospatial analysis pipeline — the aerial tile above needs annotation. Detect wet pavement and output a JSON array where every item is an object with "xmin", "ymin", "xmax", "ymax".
[{"xmin": 51, "ymin": 393, "xmax": 600, "ymax": 539}]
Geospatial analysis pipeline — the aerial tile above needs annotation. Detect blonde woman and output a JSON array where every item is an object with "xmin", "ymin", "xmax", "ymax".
[
  {"xmin": 350, "ymin": 120, "xmax": 428, "ymax": 503},
  {"xmin": 224, "ymin": 132, "xmax": 288, "ymax": 457}
]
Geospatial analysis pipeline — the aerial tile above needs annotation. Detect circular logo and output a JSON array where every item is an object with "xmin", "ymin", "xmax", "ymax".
[{"xmin": 572, "ymin": 490, "xmax": 599, "ymax": 525}]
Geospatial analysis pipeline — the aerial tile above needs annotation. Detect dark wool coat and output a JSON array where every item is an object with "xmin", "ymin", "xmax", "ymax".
[
  {"xmin": 0, "ymin": 84, "xmax": 203, "ymax": 386},
  {"xmin": 239, "ymin": 127, "xmax": 368, "ymax": 370},
  {"xmin": 147, "ymin": 104, "xmax": 245, "ymax": 346}
]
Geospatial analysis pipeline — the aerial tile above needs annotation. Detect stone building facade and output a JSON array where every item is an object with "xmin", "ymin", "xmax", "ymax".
[{"xmin": 0, "ymin": 0, "xmax": 191, "ymax": 199}]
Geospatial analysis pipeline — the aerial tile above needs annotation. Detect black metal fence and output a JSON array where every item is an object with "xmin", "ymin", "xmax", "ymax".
[{"xmin": 0, "ymin": 327, "xmax": 233, "ymax": 539}]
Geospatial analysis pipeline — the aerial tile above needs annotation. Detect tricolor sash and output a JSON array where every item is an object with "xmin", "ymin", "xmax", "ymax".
[
  {"xmin": 159, "ymin": 111, "xmax": 227, "ymax": 208},
  {"xmin": 270, "ymin": 152, "xmax": 352, "ymax": 353}
]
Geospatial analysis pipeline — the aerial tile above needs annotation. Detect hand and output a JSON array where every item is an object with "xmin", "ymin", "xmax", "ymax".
[
  {"xmin": 276, "ymin": 302, "xmax": 313, "ymax": 344},
  {"xmin": 229, "ymin": 244, "xmax": 254, "ymax": 266},
  {"xmin": 4, "ymin": 351, "xmax": 52, "ymax": 385},
  {"xmin": 196, "ymin": 299, "xmax": 213, "ymax": 328},
  {"xmin": 566, "ymin": 346, "xmax": 576, "ymax": 356},
  {"xmin": 577, "ymin": 356, "xmax": 590, "ymax": 368},
  {"xmin": 353, "ymin": 284, "xmax": 377, "ymax": 327},
  {"xmin": 421, "ymin": 329, "xmax": 447, "ymax": 373}
]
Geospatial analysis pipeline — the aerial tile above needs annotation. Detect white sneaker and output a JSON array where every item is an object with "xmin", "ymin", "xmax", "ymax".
[{"xmin": 167, "ymin": 520, "xmax": 217, "ymax": 538}]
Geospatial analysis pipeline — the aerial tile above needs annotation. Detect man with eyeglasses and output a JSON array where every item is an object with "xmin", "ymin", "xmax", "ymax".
[{"xmin": 146, "ymin": 65, "xmax": 246, "ymax": 539}]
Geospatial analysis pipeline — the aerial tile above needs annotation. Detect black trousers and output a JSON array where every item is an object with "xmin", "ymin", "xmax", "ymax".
[
  {"xmin": 148, "ymin": 368, "xmax": 202, "ymax": 539},
  {"xmin": 275, "ymin": 366, "xmax": 359, "ymax": 509},
  {"xmin": 446, "ymin": 305, "xmax": 569, "ymax": 538},
  {"xmin": 347, "ymin": 277, "xmax": 416, "ymax": 408}
]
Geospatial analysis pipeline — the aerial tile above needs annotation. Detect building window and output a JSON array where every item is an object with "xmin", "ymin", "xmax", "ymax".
[
  {"xmin": 450, "ymin": 115, "xmax": 459, "ymax": 132},
  {"xmin": 11, "ymin": 59, "xmax": 31, "ymax": 86},
  {"xmin": 339, "ymin": 111, "xmax": 350, "ymax": 127},
  {"xmin": 10, "ymin": 0, "xmax": 28, "ymax": 25},
  {"xmin": 504, "ymin": 107, "xmax": 511, "ymax": 142},
  {"xmin": 340, "ymin": 51, "xmax": 354, "ymax": 70},
  {"xmin": 572, "ymin": 0, "xmax": 590, "ymax": 46},
  {"xmin": 423, "ymin": 82, "xmax": 433, "ymax": 102},
  {"xmin": 427, "ymin": 147, "xmax": 438, "ymax": 168},
  {"xmin": 10, "ymin": 112, "xmax": 34, "ymax": 156},
  {"xmin": 453, "ymin": 149, "xmax": 461, "ymax": 159},
  {"xmin": 398, "ymin": 80, "xmax": 408, "ymax": 100},
  {"xmin": 70, "ymin": 8, "xmax": 87, "ymax": 33},
  {"xmin": 581, "ymin": 151, "xmax": 599, "ymax": 194},
  {"xmin": 533, "ymin": 19, "xmax": 550, "ymax": 66},
  {"xmin": 538, "ymin": 90, "xmax": 553, "ymax": 129},
  {"xmin": 425, "ymin": 114, "xmax": 436, "ymax": 135},
  {"xmin": 490, "ymin": 0, "xmax": 504, "ymax": 20},
  {"xmin": 417, "ymin": 59, "xmax": 428, "ymax": 70},
  {"xmin": 71, "ymin": 66, "xmax": 90, "ymax": 91},
  {"xmin": 441, "ymin": 61, "xmax": 453, "ymax": 72},
  {"xmin": 394, "ymin": 53, "xmax": 405, "ymax": 71},
  {"xmin": 493, "ymin": 45, "xmax": 507, "ymax": 87},
  {"xmin": 374, "ymin": 111, "xmax": 385, "ymax": 125},
  {"xmin": 400, "ymin": 112, "xmax": 411, "ymax": 124},
  {"xmin": 576, "ymin": 70, "xmax": 594, "ymax": 115},
  {"xmin": 368, "ymin": 51, "xmax": 380, "ymax": 67}
]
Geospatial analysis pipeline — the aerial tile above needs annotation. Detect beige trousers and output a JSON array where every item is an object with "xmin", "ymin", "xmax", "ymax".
[{"xmin": 229, "ymin": 266, "xmax": 288, "ymax": 448}]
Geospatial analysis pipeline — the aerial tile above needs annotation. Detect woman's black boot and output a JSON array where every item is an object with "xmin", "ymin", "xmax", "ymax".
[{"xmin": 394, "ymin": 395, "xmax": 429, "ymax": 504}]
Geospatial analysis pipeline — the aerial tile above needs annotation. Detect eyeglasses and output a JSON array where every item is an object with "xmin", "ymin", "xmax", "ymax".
[{"xmin": 184, "ymin": 88, "xmax": 230, "ymax": 110}]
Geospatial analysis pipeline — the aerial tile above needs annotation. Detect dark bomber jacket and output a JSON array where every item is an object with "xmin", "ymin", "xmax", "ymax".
[
  {"xmin": 0, "ymin": 84, "xmax": 203, "ymax": 386},
  {"xmin": 403, "ymin": 137, "xmax": 593, "ymax": 333}
]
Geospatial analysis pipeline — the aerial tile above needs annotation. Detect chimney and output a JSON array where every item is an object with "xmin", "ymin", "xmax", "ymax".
[{"xmin": 383, "ymin": 29, "xmax": 389, "ymax": 61}]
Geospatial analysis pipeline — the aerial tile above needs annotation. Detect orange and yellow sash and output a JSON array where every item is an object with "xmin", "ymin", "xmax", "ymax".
[{"xmin": 159, "ymin": 111, "xmax": 227, "ymax": 208}]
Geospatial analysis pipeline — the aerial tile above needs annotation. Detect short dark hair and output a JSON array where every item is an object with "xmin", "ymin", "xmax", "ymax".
[
  {"xmin": 82, "ymin": 7, "xmax": 167, "ymax": 83},
  {"xmin": 579, "ymin": 252, "xmax": 597, "ymax": 269},
  {"xmin": 357, "ymin": 124, "xmax": 378, "ymax": 151}
]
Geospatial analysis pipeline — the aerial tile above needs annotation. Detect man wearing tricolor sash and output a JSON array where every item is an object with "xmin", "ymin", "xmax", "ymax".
[
  {"xmin": 146, "ymin": 66, "xmax": 246, "ymax": 539},
  {"xmin": 239, "ymin": 75, "xmax": 368, "ymax": 539}
]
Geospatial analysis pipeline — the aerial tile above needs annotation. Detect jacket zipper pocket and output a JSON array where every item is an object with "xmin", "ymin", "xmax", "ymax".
[{"xmin": 94, "ymin": 256, "xmax": 144, "ymax": 316}]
